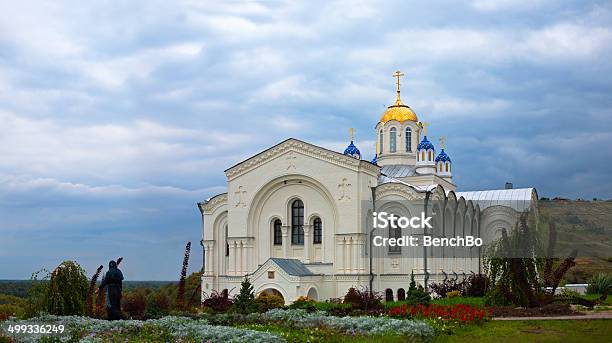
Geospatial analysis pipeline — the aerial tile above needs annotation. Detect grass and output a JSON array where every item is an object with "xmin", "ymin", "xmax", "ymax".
[
  {"xmin": 431, "ymin": 297, "xmax": 485, "ymax": 307},
  {"xmin": 385, "ymin": 297, "xmax": 485, "ymax": 309},
  {"xmin": 433, "ymin": 319, "xmax": 612, "ymax": 343}
]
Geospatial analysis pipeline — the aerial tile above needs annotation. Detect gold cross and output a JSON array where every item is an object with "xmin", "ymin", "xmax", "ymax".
[
  {"xmin": 393, "ymin": 70, "xmax": 404, "ymax": 93},
  {"xmin": 349, "ymin": 127, "xmax": 355, "ymax": 141},
  {"xmin": 439, "ymin": 136, "xmax": 446, "ymax": 149},
  {"xmin": 420, "ymin": 122, "xmax": 429, "ymax": 136}
]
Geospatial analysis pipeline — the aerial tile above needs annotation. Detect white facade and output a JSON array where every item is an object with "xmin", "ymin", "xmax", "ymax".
[{"xmin": 198, "ymin": 84, "xmax": 538, "ymax": 304}]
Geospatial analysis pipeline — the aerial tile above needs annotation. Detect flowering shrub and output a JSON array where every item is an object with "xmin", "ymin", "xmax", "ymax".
[
  {"xmin": 429, "ymin": 279, "xmax": 464, "ymax": 298},
  {"xmin": 446, "ymin": 290, "xmax": 461, "ymax": 298},
  {"xmin": 1, "ymin": 315, "xmax": 284, "ymax": 343},
  {"xmin": 262, "ymin": 309, "xmax": 434, "ymax": 338},
  {"xmin": 388, "ymin": 304, "xmax": 488, "ymax": 324}
]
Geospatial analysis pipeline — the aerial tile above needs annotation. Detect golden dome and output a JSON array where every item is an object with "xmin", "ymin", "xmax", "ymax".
[
  {"xmin": 380, "ymin": 98, "xmax": 418, "ymax": 123},
  {"xmin": 379, "ymin": 70, "xmax": 418, "ymax": 123}
]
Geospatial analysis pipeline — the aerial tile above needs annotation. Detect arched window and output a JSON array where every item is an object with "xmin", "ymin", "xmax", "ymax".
[
  {"xmin": 291, "ymin": 200, "xmax": 304, "ymax": 245},
  {"xmin": 379, "ymin": 130, "xmax": 384, "ymax": 154},
  {"xmin": 405, "ymin": 127, "xmax": 412, "ymax": 152},
  {"xmin": 273, "ymin": 219, "xmax": 282, "ymax": 245},
  {"xmin": 446, "ymin": 163, "xmax": 449, "ymax": 172},
  {"xmin": 225, "ymin": 226, "xmax": 229, "ymax": 256},
  {"xmin": 428, "ymin": 151, "xmax": 432, "ymax": 160},
  {"xmin": 313, "ymin": 217, "xmax": 322, "ymax": 244},
  {"xmin": 397, "ymin": 288, "xmax": 406, "ymax": 301},
  {"xmin": 385, "ymin": 288, "xmax": 394, "ymax": 302},
  {"xmin": 421, "ymin": 151, "xmax": 425, "ymax": 161},
  {"xmin": 389, "ymin": 223, "xmax": 401, "ymax": 253},
  {"xmin": 390, "ymin": 127, "xmax": 397, "ymax": 153}
]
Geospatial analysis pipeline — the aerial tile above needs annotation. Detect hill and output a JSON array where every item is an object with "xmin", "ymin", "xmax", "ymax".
[
  {"xmin": 538, "ymin": 199, "xmax": 612, "ymax": 283},
  {"xmin": 0, "ymin": 280, "xmax": 176, "ymax": 298}
]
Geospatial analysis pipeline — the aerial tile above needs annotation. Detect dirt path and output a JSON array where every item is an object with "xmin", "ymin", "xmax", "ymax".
[{"xmin": 493, "ymin": 311, "xmax": 612, "ymax": 320}]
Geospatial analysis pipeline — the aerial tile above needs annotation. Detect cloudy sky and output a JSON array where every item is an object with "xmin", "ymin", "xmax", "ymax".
[{"xmin": 1, "ymin": 0, "xmax": 611, "ymax": 280}]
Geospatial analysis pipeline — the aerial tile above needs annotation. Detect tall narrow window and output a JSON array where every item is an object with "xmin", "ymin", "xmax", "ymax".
[
  {"xmin": 379, "ymin": 130, "xmax": 384, "ymax": 154},
  {"xmin": 446, "ymin": 163, "xmax": 450, "ymax": 172},
  {"xmin": 225, "ymin": 226, "xmax": 229, "ymax": 256},
  {"xmin": 291, "ymin": 200, "xmax": 304, "ymax": 245},
  {"xmin": 405, "ymin": 127, "xmax": 412, "ymax": 152},
  {"xmin": 389, "ymin": 223, "xmax": 401, "ymax": 253},
  {"xmin": 313, "ymin": 217, "xmax": 322, "ymax": 244},
  {"xmin": 273, "ymin": 219, "xmax": 282, "ymax": 245},
  {"xmin": 421, "ymin": 151, "xmax": 425, "ymax": 161},
  {"xmin": 390, "ymin": 127, "xmax": 397, "ymax": 153},
  {"xmin": 428, "ymin": 151, "xmax": 432, "ymax": 160}
]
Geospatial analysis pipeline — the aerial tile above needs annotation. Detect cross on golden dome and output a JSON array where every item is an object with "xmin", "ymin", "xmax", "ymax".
[
  {"xmin": 378, "ymin": 70, "xmax": 418, "ymax": 124},
  {"xmin": 393, "ymin": 70, "xmax": 404, "ymax": 101}
]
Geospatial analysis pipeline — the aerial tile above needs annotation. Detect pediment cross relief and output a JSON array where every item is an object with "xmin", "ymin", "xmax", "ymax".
[{"xmin": 234, "ymin": 186, "xmax": 247, "ymax": 208}]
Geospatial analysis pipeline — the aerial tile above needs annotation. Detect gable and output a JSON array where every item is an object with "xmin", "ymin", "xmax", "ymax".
[{"xmin": 224, "ymin": 138, "xmax": 379, "ymax": 181}]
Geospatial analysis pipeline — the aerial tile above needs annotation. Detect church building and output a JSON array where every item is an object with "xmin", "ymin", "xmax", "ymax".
[{"xmin": 197, "ymin": 71, "xmax": 538, "ymax": 303}]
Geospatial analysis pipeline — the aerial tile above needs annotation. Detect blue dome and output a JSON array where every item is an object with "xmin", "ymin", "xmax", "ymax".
[
  {"xmin": 371, "ymin": 154, "xmax": 378, "ymax": 165},
  {"xmin": 343, "ymin": 141, "xmax": 361, "ymax": 159},
  {"xmin": 417, "ymin": 136, "xmax": 435, "ymax": 151},
  {"xmin": 435, "ymin": 149, "xmax": 451, "ymax": 163}
]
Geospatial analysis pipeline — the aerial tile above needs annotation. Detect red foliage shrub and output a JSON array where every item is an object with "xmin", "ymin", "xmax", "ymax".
[
  {"xmin": 463, "ymin": 274, "xmax": 490, "ymax": 297},
  {"xmin": 202, "ymin": 290, "xmax": 234, "ymax": 313},
  {"xmin": 122, "ymin": 292, "xmax": 147, "ymax": 320},
  {"xmin": 388, "ymin": 303, "xmax": 488, "ymax": 323},
  {"xmin": 343, "ymin": 287, "xmax": 382, "ymax": 310}
]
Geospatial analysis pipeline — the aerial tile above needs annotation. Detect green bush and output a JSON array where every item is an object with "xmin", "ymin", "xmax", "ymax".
[
  {"xmin": 405, "ymin": 272, "xmax": 431, "ymax": 305},
  {"xmin": 586, "ymin": 273, "xmax": 612, "ymax": 295},
  {"xmin": 234, "ymin": 278, "xmax": 258, "ymax": 314},
  {"xmin": 45, "ymin": 261, "xmax": 89, "ymax": 316},
  {"xmin": 484, "ymin": 285, "xmax": 512, "ymax": 306},
  {"xmin": 255, "ymin": 292, "xmax": 284, "ymax": 312},
  {"xmin": 288, "ymin": 296, "xmax": 316, "ymax": 311},
  {"xmin": 145, "ymin": 291, "xmax": 171, "ymax": 318},
  {"xmin": 314, "ymin": 301, "xmax": 352, "ymax": 312}
]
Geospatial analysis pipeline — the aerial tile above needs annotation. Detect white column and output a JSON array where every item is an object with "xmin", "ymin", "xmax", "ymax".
[
  {"xmin": 204, "ymin": 243, "xmax": 211, "ymax": 275},
  {"xmin": 228, "ymin": 240, "xmax": 236, "ymax": 276},
  {"xmin": 240, "ymin": 240, "xmax": 247, "ymax": 275},
  {"xmin": 341, "ymin": 238, "xmax": 347, "ymax": 274},
  {"xmin": 303, "ymin": 225, "xmax": 311, "ymax": 263},
  {"xmin": 352, "ymin": 237, "xmax": 359, "ymax": 273},
  {"xmin": 357, "ymin": 238, "xmax": 363, "ymax": 273},
  {"xmin": 282, "ymin": 226, "xmax": 290, "ymax": 258}
]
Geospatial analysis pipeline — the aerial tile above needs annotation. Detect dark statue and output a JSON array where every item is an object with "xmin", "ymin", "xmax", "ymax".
[{"xmin": 99, "ymin": 260, "xmax": 124, "ymax": 320}]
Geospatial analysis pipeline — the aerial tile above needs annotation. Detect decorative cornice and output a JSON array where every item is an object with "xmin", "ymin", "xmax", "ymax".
[
  {"xmin": 376, "ymin": 182, "xmax": 422, "ymax": 200},
  {"xmin": 198, "ymin": 193, "xmax": 228, "ymax": 214},
  {"xmin": 224, "ymin": 138, "xmax": 379, "ymax": 180}
]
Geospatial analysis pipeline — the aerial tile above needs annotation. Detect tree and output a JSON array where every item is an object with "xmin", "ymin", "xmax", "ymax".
[
  {"xmin": 485, "ymin": 214, "xmax": 577, "ymax": 307},
  {"xmin": 234, "ymin": 277, "xmax": 257, "ymax": 314},
  {"xmin": 405, "ymin": 271, "xmax": 431, "ymax": 305},
  {"xmin": 45, "ymin": 261, "xmax": 89, "ymax": 315}
]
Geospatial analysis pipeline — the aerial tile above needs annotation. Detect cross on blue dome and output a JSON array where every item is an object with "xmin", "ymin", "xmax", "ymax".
[
  {"xmin": 435, "ymin": 149, "xmax": 451, "ymax": 163},
  {"xmin": 417, "ymin": 135, "xmax": 435, "ymax": 151},
  {"xmin": 343, "ymin": 141, "xmax": 361, "ymax": 159}
]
